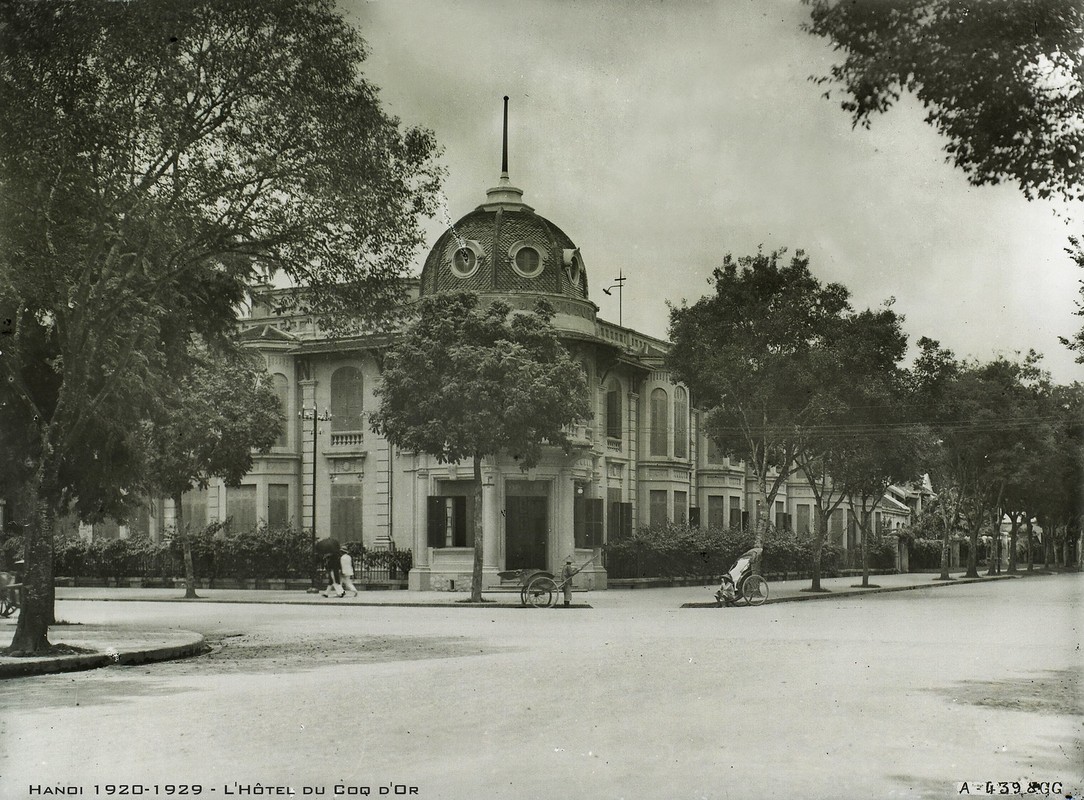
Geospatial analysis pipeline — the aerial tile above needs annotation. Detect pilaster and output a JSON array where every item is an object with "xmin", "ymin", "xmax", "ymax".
[{"xmin": 299, "ymin": 378, "xmax": 316, "ymax": 533}]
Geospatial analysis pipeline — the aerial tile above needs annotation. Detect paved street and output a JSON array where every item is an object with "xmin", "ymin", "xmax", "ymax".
[{"xmin": 1, "ymin": 574, "xmax": 1081, "ymax": 800}]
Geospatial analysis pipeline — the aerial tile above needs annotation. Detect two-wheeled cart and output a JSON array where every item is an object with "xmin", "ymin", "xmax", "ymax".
[
  {"xmin": 0, "ymin": 572, "xmax": 22, "ymax": 618},
  {"xmin": 714, "ymin": 546, "xmax": 769, "ymax": 607},
  {"xmin": 497, "ymin": 553, "xmax": 600, "ymax": 608}
]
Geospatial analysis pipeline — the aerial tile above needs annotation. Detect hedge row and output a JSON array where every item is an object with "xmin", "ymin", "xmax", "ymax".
[
  {"xmin": 907, "ymin": 536, "xmax": 1031, "ymax": 571},
  {"xmin": 48, "ymin": 524, "xmax": 413, "ymax": 583},
  {"xmin": 604, "ymin": 523, "xmax": 898, "ymax": 580}
]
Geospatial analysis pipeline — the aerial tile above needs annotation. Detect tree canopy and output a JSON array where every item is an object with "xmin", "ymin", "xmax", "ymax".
[
  {"xmin": 370, "ymin": 292, "xmax": 591, "ymax": 600},
  {"xmin": 0, "ymin": 0, "xmax": 442, "ymax": 652},
  {"xmin": 667, "ymin": 248, "xmax": 850, "ymax": 545},
  {"xmin": 911, "ymin": 341, "xmax": 1052, "ymax": 578},
  {"xmin": 795, "ymin": 305, "xmax": 932, "ymax": 589},
  {"xmin": 804, "ymin": 0, "xmax": 1084, "ymax": 202},
  {"xmin": 139, "ymin": 344, "xmax": 283, "ymax": 598}
]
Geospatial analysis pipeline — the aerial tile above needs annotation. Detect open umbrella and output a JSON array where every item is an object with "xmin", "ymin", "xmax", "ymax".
[{"xmin": 314, "ymin": 537, "xmax": 341, "ymax": 555}]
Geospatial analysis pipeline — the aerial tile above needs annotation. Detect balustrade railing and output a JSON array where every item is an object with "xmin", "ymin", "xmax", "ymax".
[{"xmin": 329, "ymin": 431, "xmax": 364, "ymax": 447}]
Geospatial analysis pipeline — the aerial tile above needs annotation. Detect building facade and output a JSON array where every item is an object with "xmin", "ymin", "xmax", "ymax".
[{"xmin": 87, "ymin": 165, "xmax": 915, "ymax": 587}]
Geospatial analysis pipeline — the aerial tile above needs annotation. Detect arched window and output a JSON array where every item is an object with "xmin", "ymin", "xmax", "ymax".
[
  {"xmin": 674, "ymin": 386, "xmax": 688, "ymax": 459},
  {"xmin": 331, "ymin": 366, "xmax": 364, "ymax": 432},
  {"xmin": 650, "ymin": 388, "xmax": 668, "ymax": 457},
  {"xmin": 271, "ymin": 373, "xmax": 289, "ymax": 447},
  {"xmin": 606, "ymin": 378, "xmax": 623, "ymax": 441}
]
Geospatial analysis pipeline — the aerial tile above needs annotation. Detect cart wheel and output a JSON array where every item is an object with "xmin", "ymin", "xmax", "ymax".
[
  {"xmin": 525, "ymin": 576, "xmax": 556, "ymax": 608},
  {"xmin": 0, "ymin": 595, "xmax": 15, "ymax": 618},
  {"xmin": 742, "ymin": 574, "xmax": 768, "ymax": 606}
]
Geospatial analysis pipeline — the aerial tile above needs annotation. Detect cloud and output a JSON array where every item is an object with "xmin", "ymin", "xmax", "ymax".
[{"xmin": 346, "ymin": 0, "xmax": 1082, "ymax": 382}]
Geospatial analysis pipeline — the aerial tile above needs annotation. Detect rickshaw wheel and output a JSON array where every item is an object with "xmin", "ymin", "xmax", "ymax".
[
  {"xmin": 0, "ymin": 596, "xmax": 15, "ymax": 618},
  {"xmin": 525, "ymin": 576, "xmax": 556, "ymax": 608},
  {"xmin": 742, "ymin": 574, "xmax": 769, "ymax": 606}
]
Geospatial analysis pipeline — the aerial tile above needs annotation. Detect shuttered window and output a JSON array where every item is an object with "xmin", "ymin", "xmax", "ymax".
[{"xmin": 574, "ymin": 497, "xmax": 604, "ymax": 548}]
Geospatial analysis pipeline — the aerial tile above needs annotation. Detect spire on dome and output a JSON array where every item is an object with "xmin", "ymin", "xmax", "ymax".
[
  {"xmin": 501, "ymin": 95, "xmax": 509, "ymax": 177},
  {"xmin": 481, "ymin": 95, "xmax": 532, "ymax": 211}
]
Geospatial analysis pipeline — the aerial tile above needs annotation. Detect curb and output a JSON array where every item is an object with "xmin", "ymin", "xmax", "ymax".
[
  {"xmin": 680, "ymin": 573, "xmax": 1020, "ymax": 608},
  {"xmin": 0, "ymin": 632, "xmax": 206, "ymax": 679},
  {"xmin": 54, "ymin": 597, "xmax": 590, "ymax": 610}
]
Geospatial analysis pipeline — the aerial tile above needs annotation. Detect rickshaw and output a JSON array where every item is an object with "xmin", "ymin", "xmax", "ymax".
[
  {"xmin": 715, "ymin": 546, "xmax": 768, "ymax": 607},
  {"xmin": 498, "ymin": 553, "xmax": 599, "ymax": 608},
  {"xmin": 0, "ymin": 568, "xmax": 22, "ymax": 618}
]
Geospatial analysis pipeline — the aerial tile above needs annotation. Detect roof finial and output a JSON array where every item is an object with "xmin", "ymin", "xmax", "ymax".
[
  {"xmin": 480, "ymin": 94, "xmax": 531, "ymax": 211},
  {"xmin": 501, "ymin": 95, "xmax": 509, "ymax": 177}
]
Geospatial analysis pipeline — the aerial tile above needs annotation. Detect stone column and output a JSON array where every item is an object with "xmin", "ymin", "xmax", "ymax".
[
  {"xmin": 408, "ymin": 465, "xmax": 431, "ymax": 590},
  {"xmin": 482, "ymin": 465, "xmax": 500, "ymax": 576},
  {"xmin": 298, "ymin": 378, "xmax": 316, "ymax": 533}
]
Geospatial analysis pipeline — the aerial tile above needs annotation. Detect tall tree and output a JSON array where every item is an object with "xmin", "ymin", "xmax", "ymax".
[
  {"xmin": 909, "ymin": 338, "xmax": 963, "ymax": 580},
  {"xmin": 140, "ymin": 345, "xmax": 283, "ymax": 599},
  {"xmin": 1031, "ymin": 382, "xmax": 1084, "ymax": 569},
  {"xmin": 799, "ymin": 306, "xmax": 932, "ymax": 590},
  {"xmin": 370, "ymin": 293, "xmax": 591, "ymax": 602},
  {"xmin": 804, "ymin": 0, "xmax": 1084, "ymax": 203},
  {"xmin": 0, "ymin": 0, "xmax": 441, "ymax": 652},
  {"xmin": 667, "ymin": 248, "xmax": 850, "ymax": 548},
  {"xmin": 912, "ymin": 342, "xmax": 1046, "ymax": 579}
]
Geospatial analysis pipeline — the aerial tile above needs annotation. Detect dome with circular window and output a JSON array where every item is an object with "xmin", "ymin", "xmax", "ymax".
[{"xmin": 419, "ymin": 174, "xmax": 591, "ymax": 308}]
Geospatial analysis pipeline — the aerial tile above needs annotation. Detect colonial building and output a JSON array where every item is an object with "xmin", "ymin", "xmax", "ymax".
[
  {"xmin": 76, "ymin": 136, "xmax": 915, "ymax": 586},
  {"xmin": 152, "ymin": 145, "xmax": 910, "ymax": 588}
]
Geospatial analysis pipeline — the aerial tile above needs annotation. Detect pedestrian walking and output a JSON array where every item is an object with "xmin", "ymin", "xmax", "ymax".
[
  {"xmin": 322, "ymin": 551, "xmax": 344, "ymax": 598},
  {"xmin": 340, "ymin": 546, "xmax": 359, "ymax": 597},
  {"xmin": 561, "ymin": 557, "xmax": 575, "ymax": 607}
]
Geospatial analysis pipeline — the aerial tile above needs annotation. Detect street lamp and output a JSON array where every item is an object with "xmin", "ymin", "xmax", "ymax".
[
  {"xmin": 299, "ymin": 404, "xmax": 332, "ymax": 586},
  {"xmin": 601, "ymin": 271, "xmax": 626, "ymax": 327}
]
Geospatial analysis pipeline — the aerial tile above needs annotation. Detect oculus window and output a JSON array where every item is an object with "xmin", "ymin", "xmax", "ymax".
[
  {"xmin": 509, "ymin": 242, "xmax": 544, "ymax": 278},
  {"xmin": 450, "ymin": 240, "xmax": 483, "ymax": 278}
]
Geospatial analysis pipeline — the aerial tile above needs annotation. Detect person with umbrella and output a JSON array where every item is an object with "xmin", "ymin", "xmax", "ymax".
[{"xmin": 315, "ymin": 537, "xmax": 345, "ymax": 598}]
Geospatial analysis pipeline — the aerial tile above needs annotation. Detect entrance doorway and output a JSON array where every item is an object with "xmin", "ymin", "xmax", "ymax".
[{"xmin": 505, "ymin": 481, "xmax": 549, "ymax": 570}]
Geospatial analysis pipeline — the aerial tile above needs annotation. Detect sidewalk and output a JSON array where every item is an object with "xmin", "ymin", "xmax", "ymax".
[
  {"xmin": 0, "ymin": 570, "xmax": 1050, "ymax": 679},
  {"xmin": 0, "ymin": 623, "xmax": 205, "ymax": 679}
]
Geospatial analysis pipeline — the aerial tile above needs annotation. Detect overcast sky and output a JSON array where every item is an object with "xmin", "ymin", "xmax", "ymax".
[{"xmin": 345, "ymin": 0, "xmax": 1082, "ymax": 384}]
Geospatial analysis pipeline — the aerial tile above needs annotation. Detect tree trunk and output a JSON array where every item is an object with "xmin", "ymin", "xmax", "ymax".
[
  {"xmin": 807, "ymin": 513, "xmax": 829, "ymax": 592},
  {"xmin": 859, "ymin": 516, "xmax": 871, "ymax": 588},
  {"xmin": 1025, "ymin": 517, "xmax": 1034, "ymax": 572},
  {"xmin": 469, "ymin": 453, "xmax": 484, "ymax": 602},
  {"xmin": 965, "ymin": 523, "xmax": 980, "ymax": 579},
  {"xmin": 174, "ymin": 492, "xmax": 199, "ymax": 599},
  {"xmin": 1007, "ymin": 513, "xmax": 1020, "ymax": 574},
  {"xmin": 6, "ymin": 500, "xmax": 55, "ymax": 654},
  {"xmin": 938, "ymin": 522, "xmax": 952, "ymax": 581},
  {"xmin": 753, "ymin": 479, "xmax": 771, "ymax": 551}
]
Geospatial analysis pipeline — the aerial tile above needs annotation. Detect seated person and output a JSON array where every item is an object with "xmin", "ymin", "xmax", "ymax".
[{"xmin": 716, "ymin": 547, "xmax": 761, "ymax": 605}]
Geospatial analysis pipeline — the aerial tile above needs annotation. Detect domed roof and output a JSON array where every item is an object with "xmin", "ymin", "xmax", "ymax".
[{"xmin": 419, "ymin": 174, "xmax": 590, "ymax": 302}]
